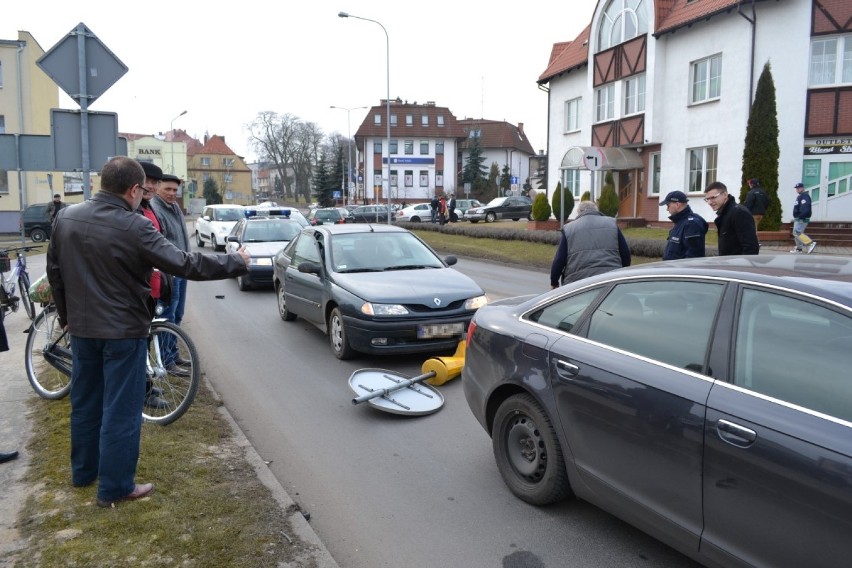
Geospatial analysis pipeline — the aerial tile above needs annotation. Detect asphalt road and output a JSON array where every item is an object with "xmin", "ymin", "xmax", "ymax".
[{"xmin": 182, "ymin": 249, "xmax": 702, "ymax": 568}]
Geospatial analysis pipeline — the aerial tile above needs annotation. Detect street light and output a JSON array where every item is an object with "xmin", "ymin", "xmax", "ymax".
[
  {"xmin": 330, "ymin": 105, "xmax": 367, "ymax": 208},
  {"xmin": 169, "ymin": 110, "xmax": 188, "ymax": 175},
  {"xmin": 338, "ymin": 11, "xmax": 391, "ymax": 224}
]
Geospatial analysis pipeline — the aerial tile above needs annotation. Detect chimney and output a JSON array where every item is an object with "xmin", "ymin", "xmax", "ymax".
[{"xmin": 518, "ymin": 123, "xmax": 524, "ymax": 136}]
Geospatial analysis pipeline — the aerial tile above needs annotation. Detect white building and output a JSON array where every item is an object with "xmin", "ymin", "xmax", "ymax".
[{"xmin": 539, "ymin": 0, "xmax": 852, "ymax": 223}]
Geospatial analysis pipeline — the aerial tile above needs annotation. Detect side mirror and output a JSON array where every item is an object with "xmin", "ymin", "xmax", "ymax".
[
  {"xmin": 444, "ymin": 255, "xmax": 458, "ymax": 266},
  {"xmin": 202, "ymin": 215, "xmax": 211, "ymax": 221},
  {"xmin": 298, "ymin": 261, "xmax": 322, "ymax": 275},
  {"xmin": 227, "ymin": 236, "xmax": 239, "ymax": 243}
]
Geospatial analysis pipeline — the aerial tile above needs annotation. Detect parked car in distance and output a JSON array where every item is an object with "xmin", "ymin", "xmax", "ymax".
[
  {"xmin": 452, "ymin": 198, "xmax": 483, "ymax": 221},
  {"xmin": 307, "ymin": 207, "xmax": 350, "ymax": 225},
  {"xmin": 195, "ymin": 205, "xmax": 244, "ymax": 251},
  {"xmin": 463, "ymin": 254, "xmax": 852, "ymax": 568},
  {"xmin": 465, "ymin": 195, "xmax": 532, "ymax": 223},
  {"xmin": 20, "ymin": 203, "xmax": 52, "ymax": 242},
  {"xmin": 225, "ymin": 216, "xmax": 303, "ymax": 290},
  {"xmin": 350, "ymin": 205, "xmax": 395, "ymax": 223},
  {"xmin": 395, "ymin": 203, "xmax": 432, "ymax": 223},
  {"xmin": 272, "ymin": 224, "xmax": 488, "ymax": 359}
]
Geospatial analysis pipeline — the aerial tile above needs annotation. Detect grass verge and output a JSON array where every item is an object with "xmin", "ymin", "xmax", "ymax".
[{"xmin": 11, "ymin": 383, "xmax": 312, "ymax": 567}]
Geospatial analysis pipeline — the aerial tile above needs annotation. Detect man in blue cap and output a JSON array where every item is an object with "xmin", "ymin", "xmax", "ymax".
[{"xmin": 660, "ymin": 190, "xmax": 708, "ymax": 260}]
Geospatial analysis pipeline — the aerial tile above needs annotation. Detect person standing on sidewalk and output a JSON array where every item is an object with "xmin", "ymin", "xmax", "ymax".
[
  {"xmin": 704, "ymin": 181, "xmax": 759, "ymax": 256},
  {"xmin": 47, "ymin": 194, "xmax": 65, "ymax": 224},
  {"xmin": 744, "ymin": 178, "xmax": 770, "ymax": 229},
  {"xmin": 791, "ymin": 182, "xmax": 817, "ymax": 254},
  {"xmin": 660, "ymin": 191, "xmax": 707, "ymax": 260}
]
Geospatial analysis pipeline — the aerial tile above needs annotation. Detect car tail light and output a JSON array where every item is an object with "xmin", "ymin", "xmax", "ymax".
[{"xmin": 466, "ymin": 320, "xmax": 477, "ymax": 345}]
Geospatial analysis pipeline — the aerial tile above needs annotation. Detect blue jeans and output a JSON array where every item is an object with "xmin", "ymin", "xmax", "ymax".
[
  {"xmin": 158, "ymin": 277, "xmax": 187, "ymax": 365},
  {"xmin": 793, "ymin": 219, "xmax": 813, "ymax": 249},
  {"xmin": 70, "ymin": 336, "xmax": 147, "ymax": 501}
]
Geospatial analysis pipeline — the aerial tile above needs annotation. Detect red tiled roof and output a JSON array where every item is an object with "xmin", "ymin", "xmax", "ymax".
[
  {"xmin": 655, "ymin": 0, "xmax": 741, "ymax": 36},
  {"xmin": 197, "ymin": 135, "xmax": 237, "ymax": 156},
  {"xmin": 456, "ymin": 119, "xmax": 536, "ymax": 154},
  {"xmin": 538, "ymin": 25, "xmax": 591, "ymax": 84},
  {"xmin": 354, "ymin": 101, "xmax": 468, "ymax": 139}
]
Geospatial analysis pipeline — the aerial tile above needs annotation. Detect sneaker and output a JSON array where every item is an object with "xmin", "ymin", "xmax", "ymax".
[
  {"xmin": 97, "ymin": 483, "xmax": 155, "ymax": 508},
  {"xmin": 789, "ymin": 248, "xmax": 803, "ymax": 254},
  {"xmin": 166, "ymin": 364, "xmax": 191, "ymax": 378},
  {"xmin": 806, "ymin": 241, "xmax": 817, "ymax": 254},
  {"xmin": 144, "ymin": 393, "xmax": 170, "ymax": 409}
]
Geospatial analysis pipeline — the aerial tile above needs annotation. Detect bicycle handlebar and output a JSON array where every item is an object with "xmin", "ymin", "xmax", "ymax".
[{"xmin": 0, "ymin": 245, "xmax": 41, "ymax": 254}]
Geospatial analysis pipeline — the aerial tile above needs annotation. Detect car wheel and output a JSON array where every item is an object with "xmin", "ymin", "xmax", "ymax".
[
  {"xmin": 512, "ymin": 218, "xmax": 520, "ymax": 221},
  {"xmin": 237, "ymin": 274, "xmax": 250, "ymax": 291},
  {"xmin": 276, "ymin": 283, "xmax": 297, "ymax": 321},
  {"xmin": 328, "ymin": 307, "xmax": 355, "ymax": 360},
  {"xmin": 470, "ymin": 220, "xmax": 479, "ymax": 224},
  {"xmin": 411, "ymin": 216, "xmax": 421, "ymax": 223},
  {"xmin": 486, "ymin": 212, "xmax": 497, "ymax": 223},
  {"xmin": 211, "ymin": 235, "xmax": 219, "ymax": 251},
  {"xmin": 492, "ymin": 393, "xmax": 572, "ymax": 506},
  {"xmin": 196, "ymin": 231, "xmax": 205, "ymax": 247},
  {"xmin": 31, "ymin": 228, "xmax": 48, "ymax": 242}
]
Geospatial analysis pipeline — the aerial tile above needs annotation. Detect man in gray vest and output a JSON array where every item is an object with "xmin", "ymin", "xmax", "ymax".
[{"xmin": 550, "ymin": 201, "xmax": 631, "ymax": 287}]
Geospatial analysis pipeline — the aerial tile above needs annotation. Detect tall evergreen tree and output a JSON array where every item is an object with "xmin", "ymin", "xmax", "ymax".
[
  {"xmin": 312, "ymin": 154, "xmax": 335, "ymax": 206},
  {"xmin": 740, "ymin": 61, "xmax": 781, "ymax": 230},
  {"xmin": 499, "ymin": 164, "xmax": 512, "ymax": 195},
  {"xmin": 462, "ymin": 135, "xmax": 488, "ymax": 194},
  {"xmin": 203, "ymin": 177, "xmax": 222, "ymax": 204}
]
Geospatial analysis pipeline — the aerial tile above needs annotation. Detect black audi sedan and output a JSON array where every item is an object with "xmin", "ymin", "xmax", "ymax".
[
  {"xmin": 463, "ymin": 254, "xmax": 852, "ymax": 568},
  {"xmin": 272, "ymin": 224, "xmax": 487, "ymax": 359}
]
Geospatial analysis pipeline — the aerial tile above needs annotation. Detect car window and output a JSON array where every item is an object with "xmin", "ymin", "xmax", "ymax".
[
  {"xmin": 586, "ymin": 280, "xmax": 724, "ymax": 371},
  {"xmin": 215, "ymin": 208, "xmax": 244, "ymax": 222},
  {"xmin": 527, "ymin": 288, "xmax": 602, "ymax": 333},
  {"xmin": 290, "ymin": 233, "xmax": 321, "ymax": 268},
  {"xmin": 733, "ymin": 289, "xmax": 852, "ymax": 421}
]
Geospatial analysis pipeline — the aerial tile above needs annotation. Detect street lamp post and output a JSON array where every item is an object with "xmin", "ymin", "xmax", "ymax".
[
  {"xmin": 169, "ymin": 110, "xmax": 188, "ymax": 175},
  {"xmin": 338, "ymin": 11, "xmax": 391, "ymax": 224},
  {"xmin": 330, "ymin": 105, "xmax": 367, "ymax": 208}
]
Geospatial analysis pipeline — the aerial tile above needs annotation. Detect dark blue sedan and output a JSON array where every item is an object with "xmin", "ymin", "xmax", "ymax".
[{"xmin": 463, "ymin": 254, "xmax": 852, "ymax": 568}]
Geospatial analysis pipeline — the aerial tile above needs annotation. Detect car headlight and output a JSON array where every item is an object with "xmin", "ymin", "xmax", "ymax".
[
  {"xmin": 251, "ymin": 257, "xmax": 273, "ymax": 266},
  {"xmin": 464, "ymin": 295, "xmax": 489, "ymax": 310},
  {"xmin": 361, "ymin": 303, "xmax": 410, "ymax": 316}
]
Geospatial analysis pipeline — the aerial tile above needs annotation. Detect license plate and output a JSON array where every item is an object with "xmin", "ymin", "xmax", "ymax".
[{"xmin": 417, "ymin": 322, "xmax": 464, "ymax": 339}]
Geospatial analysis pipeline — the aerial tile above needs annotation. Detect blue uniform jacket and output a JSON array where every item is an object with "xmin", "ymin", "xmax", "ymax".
[
  {"xmin": 663, "ymin": 206, "xmax": 708, "ymax": 260},
  {"xmin": 793, "ymin": 191, "xmax": 812, "ymax": 220}
]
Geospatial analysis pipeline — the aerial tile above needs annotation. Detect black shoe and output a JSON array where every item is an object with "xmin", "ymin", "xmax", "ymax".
[
  {"xmin": 0, "ymin": 450, "xmax": 19, "ymax": 464},
  {"xmin": 166, "ymin": 364, "xmax": 191, "ymax": 378},
  {"xmin": 144, "ymin": 394, "xmax": 170, "ymax": 409}
]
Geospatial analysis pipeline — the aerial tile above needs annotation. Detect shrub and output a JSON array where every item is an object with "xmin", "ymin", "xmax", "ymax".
[
  {"xmin": 580, "ymin": 191, "xmax": 591, "ymax": 202},
  {"xmin": 551, "ymin": 183, "xmax": 562, "ymax": 220},
  {"xmin": 598, "ymin": 172, "xmax": 619, "ymax": 217},
  {"xmin": 531, "ymin": 193, "xmax": 552, "ymax": 221}
]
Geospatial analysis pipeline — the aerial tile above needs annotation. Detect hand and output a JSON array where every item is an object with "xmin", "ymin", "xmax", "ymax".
[{"xmin": 237, "ymin": 245, "xmax": 250, "ymax": 267}]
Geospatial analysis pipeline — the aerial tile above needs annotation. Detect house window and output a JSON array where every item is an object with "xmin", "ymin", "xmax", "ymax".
[
  {"xmin": 374, "ymin": 141, "xmax": 382, "ymax": 153},
  {"xmin": 390, "ymin": 140, "xmax": 398, "ymax": 154},
  {"xmin": 468, "ymin": 128, "xmax": 481, "ymax": 138},
  {"xmin": 420, "ymin": 170, "xmax": 429, "ymax": 187},
  {"xmin": 404, "ymin": 140, "xmax": 413, "ymax": 155},
  {"xmin": 436, "ymin": 142, "xmax": 444, "ymax": 154},
  {"xmin": 374, "ymin": 114, "xmax": 382, "ymax": 125},
  {"xmin": 420, "ymin": 140, "xmax": 429, "ymax": 155},
  {"xmin": 809, "ymin": 36, "xmax": 852, "ymax": 86},
  {"xmin": 406, "ymin": 114, "xmax": 413, "ymax": 126},
  {"xmin": 390, "ymin": 170, "xmax": 398, "ymax": 187},
  {"xmin": 623, "ymin": 74, "xmax": 645, "ymax": 115},
  {"xmin": 390, "ymin": 114, "xmax": 398, "ymax": 126},
  {"xmin": 437, "ymin": 115, "xmax": 445, "ymax": 127},
  {"xmin": 404, "ymin": 170, "xmax": 413, "ymax": 187},
  {"xmin": 201, "ymin": 157, "xmax": 211, "ymax": 166},
  {"xmin": 202, "ymin": 173, "xmax": 210, "ymax": 183},
  {"xmin": 565, "ymin": 98, "xmax": 581, "ymax": 132},
  {"xmin": 687, "ymin": 146, "xmax": 718, "ymax": 193},
  {"xmin": 690, "ymin": 54, "xmax": 722, "ymax": 104},
  {"xmin": 597, "ymin": 0, "xmax": 649, "ymax": 52},
  {"xmin": 595, "ymin": 84, "xmax": 615, "ymax": 122},
  {"xmin": 422, "ymin": 115, "xmax": 429, "ymax": 126},
  {"xmin": 223, "ymin": 158, "xmax": 235, "ymax": 167},
  {"xmin": 224, "ymin": 173, "xmax": 233, "ymax": 183},
  {"xmin": 649, "ymin": 152, "xmax": 661, "ymax": 196},
  {"xmin": 562, "ymin": 169, "xmax": 582, "ymax": 198},
  {"xmin": 436, "ymin": 170, "xmax": 444, "ymax": 186}
]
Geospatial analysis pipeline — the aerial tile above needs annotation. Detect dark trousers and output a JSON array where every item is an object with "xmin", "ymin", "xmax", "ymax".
[
  {"xmin": 70, "ymin": 336, "xmax": 147, "ymax": 500},
  {"xmin": 157, "ymin": 277, "xmax": 187, "ymax": 365}
]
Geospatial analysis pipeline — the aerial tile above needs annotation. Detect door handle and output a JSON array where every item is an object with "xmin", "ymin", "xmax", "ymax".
[
  {"xmin": 555, "ymin": 359, "xmax": 580, "ymax": 379},
  {"xmin": 716, "ymin": 419, "xmax": 757, "ymax": 447}
]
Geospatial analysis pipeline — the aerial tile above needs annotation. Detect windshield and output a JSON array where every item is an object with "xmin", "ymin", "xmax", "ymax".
[
  {"xmin": 214, "ymin": 208, "xmax": 244, "ymax": 222},
  {"xmin": 484, "ymin": 198, "xmax": 507, "ymax": 207},
  {"xmin": 243, "ymin": 221, "xmax": 301, "ymax": 242},
  {"xmin": 329, "ymin": 232, "xmax": 443, "ymax": 273}
]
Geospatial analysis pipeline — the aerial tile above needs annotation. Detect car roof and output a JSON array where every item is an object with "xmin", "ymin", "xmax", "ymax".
[
  {"xmin": 559, "ymin": 255, "xmax": 852, "ymax": 307},
  {"xmin": 205, "ymin": 204, "xmax": 243, "ymax": 209},
  {"xmin": 304, "ymin": 223, "xmax": 408, "ymax": 236}
]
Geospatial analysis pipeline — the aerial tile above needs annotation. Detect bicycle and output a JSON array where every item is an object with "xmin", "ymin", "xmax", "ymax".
[
  {"xmin": 0, "ymin": 245, "xmax": 39, "ymax": 322},
  {"xmin": 24, "ymin": 303, "xmax": 201, "ymax": 425}
]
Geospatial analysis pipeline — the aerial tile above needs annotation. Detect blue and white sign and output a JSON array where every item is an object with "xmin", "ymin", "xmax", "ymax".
[{"xmin": 385, "ymin": 157, "xmax": 435, "ymax": 165}]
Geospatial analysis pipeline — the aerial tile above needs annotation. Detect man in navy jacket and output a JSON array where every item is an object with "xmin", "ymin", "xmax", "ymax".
[{"xmin": 660, "ymin": 191, "xmax": 708, "ymax": 260}]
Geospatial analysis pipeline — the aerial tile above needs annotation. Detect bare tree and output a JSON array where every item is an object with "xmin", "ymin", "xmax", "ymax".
[{"xmin": 247, "ymin": 112, "xmax": 301, "ymax": 200}]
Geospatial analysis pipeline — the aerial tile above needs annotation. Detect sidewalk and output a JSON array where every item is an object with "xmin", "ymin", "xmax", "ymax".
[{"xmin": 0, "ymin": 252, "xmax": 338, "ymax": 567}]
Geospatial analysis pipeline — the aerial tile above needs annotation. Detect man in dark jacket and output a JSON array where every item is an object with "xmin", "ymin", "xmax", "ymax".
[
  {"xmin": 704, "ymin": 181, "xmax": 759, "ymax": 256},
  {"xmin": 47, "ymin": 194, "xmax": 65, "ymax": 223},
  {"xmin": 46, "ymin": 157, "xmax": 249, "ymax": 508},
  {"xmin": 744, "ymin": 178, "xmax": 770, "ymax": 229},
  {"xmin": 550, "ymin": 201, "xmax": 631, "ymax": 287},
  {"xmin": 791, "ymin": 182, "xmax": 816, "ymax": 254},
  {"xmin": 660, "ymin": 190, "xmax": 707, "ymax": 260}
]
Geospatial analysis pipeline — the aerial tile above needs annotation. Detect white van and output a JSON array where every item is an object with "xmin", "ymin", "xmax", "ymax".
[{"xmin": 195, "ymin": 204, "xmax": 245, "ymax": 251}]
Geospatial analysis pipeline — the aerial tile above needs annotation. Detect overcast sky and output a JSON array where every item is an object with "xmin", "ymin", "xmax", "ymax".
[{"xmin": 5, "ymin": 1, "xmax": 595, "ymax": 163}]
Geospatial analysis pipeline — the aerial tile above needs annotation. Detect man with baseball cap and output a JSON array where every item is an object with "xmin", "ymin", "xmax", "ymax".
[
  {"xmin": 791, "ymin": 182, "xmax": 816, "ymax": 254},
  {"xmin": 660, "ymin": 191, "xmax": 708, "ymax": 260}
]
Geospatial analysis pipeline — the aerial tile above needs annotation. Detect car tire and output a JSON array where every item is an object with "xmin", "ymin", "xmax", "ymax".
[
  {"xmin": 486, "ymin": 212, "xmax": 497, "ymax": 223},
  {"xmin": 276, "ymin": 283, "xmax": 297, "ymax": 321},
  {"xmin": 30, "ymin": 228, "xmax": 48, "ymax": 242},
  {"xmin": 328, "ymin": 307, "xmax": 355, "ymax": 360},
  {"xmin": 512, "ymin": 218, "xmax": 520, "ymax": 221},
  {"xmin": 196, "ymin": 231, "xmax": 205, "ymax": 248},
  {"xmin": 237, "ymin": 274, "xmax": 250, "ymax": 291},
  {"xmin": 492, "ymin": 393, "xmax": 572, "ymax": 506},
  {"xmin": 411, "ymin": 216, "xmax": 421, "ymax": 223},
  {"xmin": 527, "ymin": 212, "xmax": 533, "ymax": 221},
  {"xmin": 470, "ymin": 220, "xmax": 479, "ymax": 224}
]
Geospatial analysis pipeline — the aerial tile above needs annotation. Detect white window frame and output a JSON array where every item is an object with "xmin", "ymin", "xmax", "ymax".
[
  {"xmin": 595, "ymin": 84, "xmax": 615, "ymax": 122},
  {"xmin": 686, "ymin": 146, "xmax": 718, "ymax": 193},
  {"xmin": 562, "ymin": 169, "xmax": 583, "ymax": 198},
  {"xmin": 565, "ymin": 97, "xmax": 581, "ymax": 132},
  {"xmin": 406, "ymin": 114, "xmax": 413, "ymax": 126},
  {"xmin": 597, "ymin": 0, "xmax": 649, "ymax": 52},
  {"xmin": 649, "ymin": 152, "xmax": 661, "ymax": 196},
  {"xmin": 419, "ymin": 170, "xmax": 429, "ymax": 187},
  {"xmin": 690, "ymin": 54, "xmax": 722, "ymax": 104},
  {"xmin": 201, "ymin": 157, "xmax": 211, "ymax": 166},
  {"xmin": 404, "ymin": 170, "xmax": 413, "ymax": 188},
  {"xmin": 421, "ymin": 115, "xmax": 429, "ymax": 126},
  {"xmin": 437, "ymin": 115, "xmax": 444, "ymax": 126},
  {"xmin": 623, "ymin": 74, "xmax": 646, "ymax": 115},
  {"xmin": 374, "ymin": 114, "xmax": 381, "ymax": 125},
  {"xmin": 809, "ymin": 35, "xmax": 852, "ymax": 87}
]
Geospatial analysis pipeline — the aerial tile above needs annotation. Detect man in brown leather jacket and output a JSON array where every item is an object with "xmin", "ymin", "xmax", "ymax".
[{"xmin": 46, "ymin": 156, "xmax": 249, "ymax": 508}]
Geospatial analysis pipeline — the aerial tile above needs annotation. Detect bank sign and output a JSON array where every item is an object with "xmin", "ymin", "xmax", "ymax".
[
  {"xmin": 384, "ymin": 157, "xmax": 435, "ymax": 165},
  {"xmin": 804, "ymin": 138, "xmax": 852, "ymax": 155}
]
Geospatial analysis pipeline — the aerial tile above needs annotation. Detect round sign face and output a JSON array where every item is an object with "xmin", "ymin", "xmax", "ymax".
[{"xmin": 583, "ymin": 147, "xmax": 606, "ymax": 171}]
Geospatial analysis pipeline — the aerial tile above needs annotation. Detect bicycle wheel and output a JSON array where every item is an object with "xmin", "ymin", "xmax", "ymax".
[
  {"xmin": 25, "ymin": 306, "xmax": 72, "ymax": 399},
  {"xmin": 18, "ymin": 271, "xmax": 35, "ymax": 321},
  {"xmin": 143, "ymin": 321, "xmax": 200, "ymax": 425}
]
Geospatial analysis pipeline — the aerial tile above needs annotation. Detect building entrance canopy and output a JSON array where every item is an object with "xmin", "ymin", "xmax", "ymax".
[{"xmin": 560, "ymin": 146, "xmax": 643, "ymax": 170}]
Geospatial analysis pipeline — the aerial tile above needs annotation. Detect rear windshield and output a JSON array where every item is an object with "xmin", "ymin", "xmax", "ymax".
[{"xmin": 214, "ymin": 208, "xmax": 243, "ymax": 221}]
